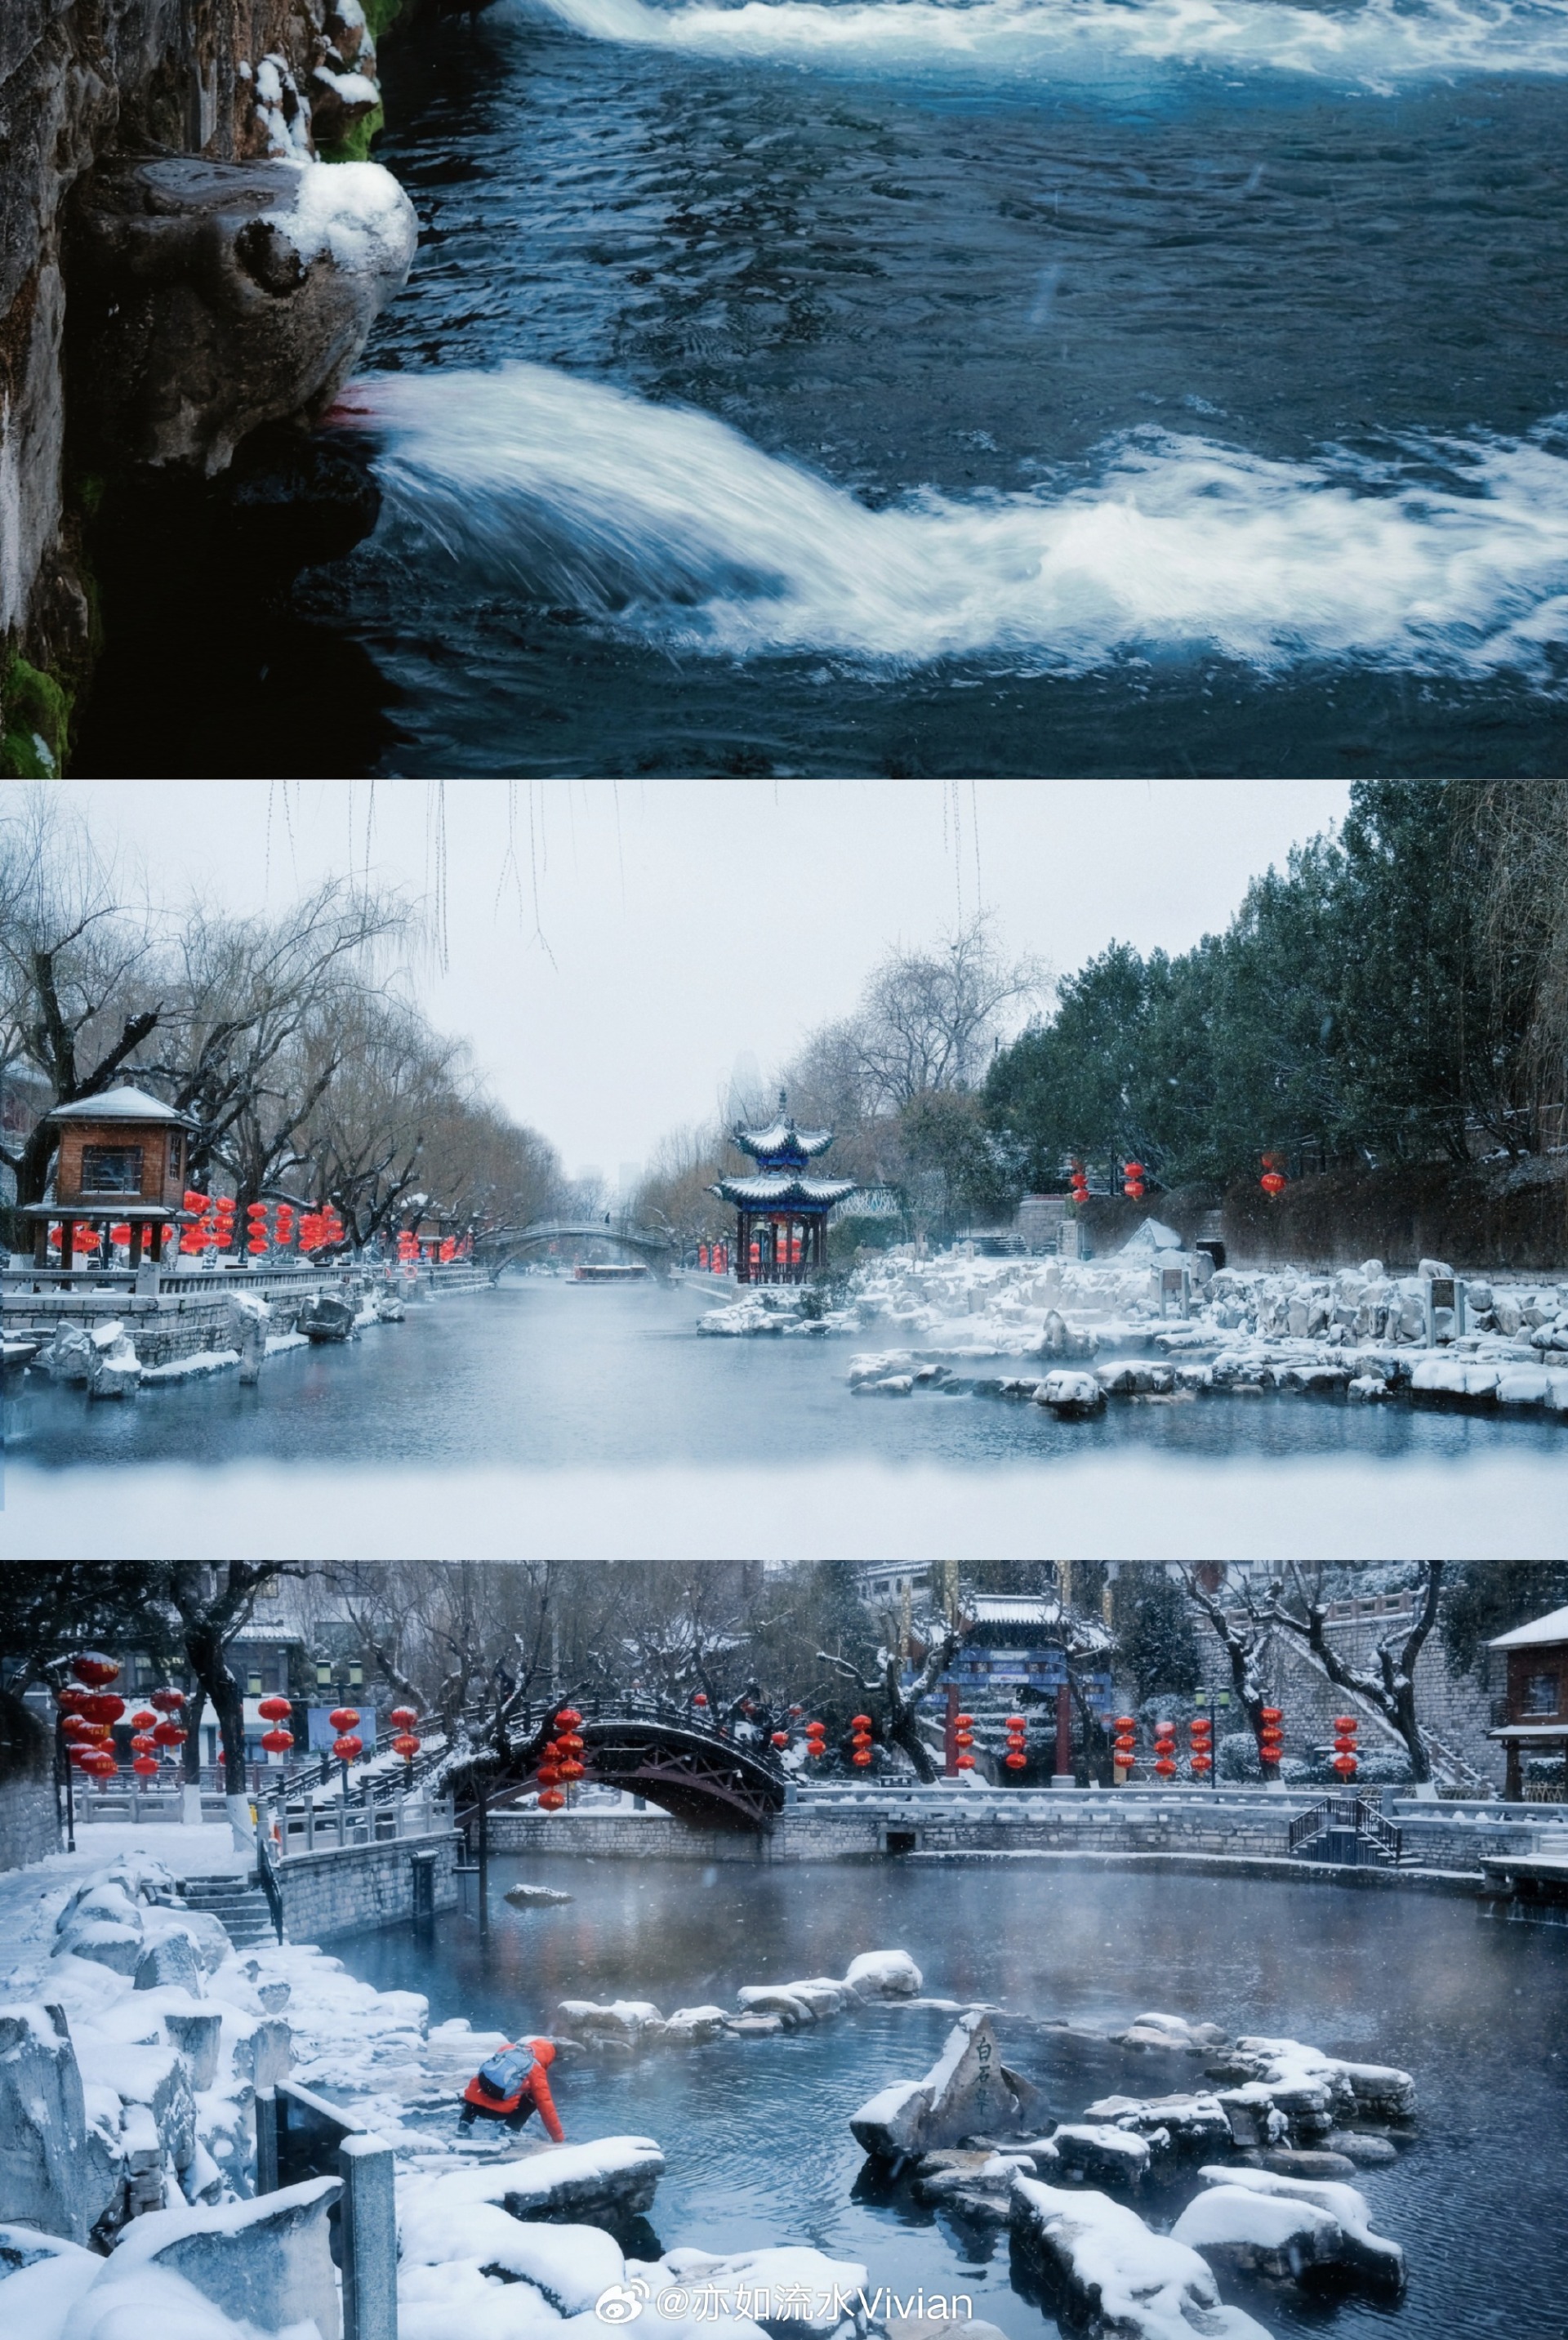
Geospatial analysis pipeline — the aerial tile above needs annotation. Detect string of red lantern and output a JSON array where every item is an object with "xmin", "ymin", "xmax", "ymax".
[
  {"xmin": 1122, "ymin": 1160, "xmax": 1147, "ymax": 1202},
  {"xmin": 953, "ymin": 1711, "xmax": 975, "ymax": 1772},
  {"xmin": 1331, "ymin": 1714, "xmax": 1359, "ymax": 1779},
  {"xmin": 849, "ymin": 1711, "xmax": 874, "ymax": 1770},
  {"xmin": 1260, "ymin": 1153, "xmax": 1288, "ymax": 1199},
  {"xmin": 1258, "ymin": 1706, "xmax": 1285, "ymax": 1767}
]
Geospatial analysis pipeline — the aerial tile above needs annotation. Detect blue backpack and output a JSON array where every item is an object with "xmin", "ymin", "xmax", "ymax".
[{"xmin": 475, "ymin": 2044, "xmax": 536, "ymax": 2102}]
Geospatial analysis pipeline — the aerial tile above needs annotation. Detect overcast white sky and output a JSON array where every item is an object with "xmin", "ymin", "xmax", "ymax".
[{"xmin": 66, "ymin": 782, "xmax": 1348, "ymax": 1172}]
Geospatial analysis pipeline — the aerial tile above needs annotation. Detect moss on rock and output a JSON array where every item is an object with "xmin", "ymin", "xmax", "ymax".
[
  {"xmin": 319, "ymin": 102, "xmax": 385, "ymax": 162},
  {"xmin": 1, "ymin": 653, "xmax": 73, "ymax": 778}
]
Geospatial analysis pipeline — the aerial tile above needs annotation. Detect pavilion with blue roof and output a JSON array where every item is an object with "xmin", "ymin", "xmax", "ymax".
[{"xmin": 710, "ymin": 1092, "xmax": 857, "ymax": 1284}]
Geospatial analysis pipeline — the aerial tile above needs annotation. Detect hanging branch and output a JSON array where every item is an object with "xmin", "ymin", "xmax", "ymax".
[{"xmin": 1263, "ymin": 1564, "xmax": 1445, "ymax": 1785}]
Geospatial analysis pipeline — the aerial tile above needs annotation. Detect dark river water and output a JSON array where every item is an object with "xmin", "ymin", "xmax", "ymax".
[
  {"xmin": 15, "ymin": 1275, "xmax": 1566, "ymax": 1470},
  {"xmin": 84, "ymin": 0, "xmax": 1568, "ymax": 773},
  {"xmin": 336, "ymin": 1850, "xmax": 1568, "ymax": 2340}
]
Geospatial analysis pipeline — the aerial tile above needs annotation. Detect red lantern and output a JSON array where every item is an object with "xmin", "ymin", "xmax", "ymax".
[
  {"xmin": 328, "ymin": 1708, "xmax": 360, "ymax": 1732},
  {"xmin": 1191, "ymin": 1753, "xmax": 1213, "ymax": 1774},
  {"xmin": 852, "ymin": 1749, "xmax": 874, "ymax": 1768},
  {"xmin": 1004, "ymin": 1752, "xmax": 1027, "ymax": 1770},
  {"xmin": 1260, "ymin": 1155, "xmax": 1288, "ymax": 1198},
  {"xmin": 74, "ymin": 1653, "xmax": 121, "ymax": 1689},
  {"xmin": 56, "ymin": 1686, "xmax": 91, "ymax": 1715},
  {"xmin": 390, "ymin": 1707, "xmax": 418, "ymax": 1731},
  {"xmin": 559, "ymin": 1758, "xmax": 585, "ymax": 1781},
  {"xmin": 692, "ymin": 1693, "xmax": 709, "ymax": 1708},
  {"xmin": 82, "ymin": 1693, "xmax": 126, "ymax": 1727},
  {"xmin": 539, "ymin": 1789, "xmax": 566, "ymax": 1812},
  {"xmin": 850, "ymin": 1714, "xmax": 872, "ymax": 1732},
  {"xmin": 391, "ymin": 1734, "xmax": 421, "ymax": 1760},
  {"xmin": 89, "ymin": 1750, "xmax": 119, "ymax": 1779},
  {"xmin": 275, "ymin": 1206, "xmax": 295, "ymax": 1246},
  {"xmin": 771, "ymin": 1731, "xmax": 789, "ymax": 1749},
  {"xmin": 332, "ymin": 1734, "xmax": 363, "ymax": 1763},
  {"xmin": 130, "ymin": 1709, "xmax": 158, "ymax": 1732},
  {"xmin": 1154, "ymin": 1756, "xmax": 1177, "ymax": 1778},
  {"xmin": 152, "ymin": 1721, "xmax": 187, "ymax": 1749},
  {"xmin": 537, "ymin": 1764, "xmax": 561, "ymax": 1788},
  {"xmin": 805, "ymin": 1719, "xmax": 825, "ymax": 1736},
  {"xmin": 555, "ymin": 1707, "xmax": 583, "ymax": 1728},
  {"xmin": 132, "ymin": 1755, "xmax": 160, "ymax": 1778},
  {"xmin": 956, "ymin": 1752, "xmax": 975, "ymax": 1771},
  {"xmin": 258, "ymin": 1696, "xmax": 292, "ymax": 1723},
  {"xmin": 149, "ymin": 1687, "xmax": 186, "ymax": 1714},
  {"xmin": 261, "ymin": 1729, "xmax": 294, "ymax": 1754},
  {"xmin": 806, "ymin": 1740, "xmax": 825, "ymax": 1758},
  {"xmin": 61, "ymin": 1715, "xmax": 91, "ymax": 1743},
  {"xmin": 1332, "ymin": 1753, "xmax": 1358, "ymax": 1776}
]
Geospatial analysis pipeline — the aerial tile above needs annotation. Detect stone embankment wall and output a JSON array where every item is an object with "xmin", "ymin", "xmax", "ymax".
[
  {"xmin": 488, "ymin": 1794, "xmax": 1561, "ymax": 1881},
  {"xmin": 276, "ymin": 1829, "xmax": 460, "ymax": 1939},
  {"xmin": 0, "ymin": 0, "xmax": 416, "ymax": 773},
  {"xmin": 0, "ymin": 1695, "xmax": 60, "ymax": 1870}
]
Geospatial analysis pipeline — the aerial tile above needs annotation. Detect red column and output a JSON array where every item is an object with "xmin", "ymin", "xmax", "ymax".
[
  {"xmin": 1054, "ymin": 1683, "xmax": 1073, "ymax": 1781},
  {"xmin": 944, "ymin": 1683, "xmax": 960, "ymax": 1779}
]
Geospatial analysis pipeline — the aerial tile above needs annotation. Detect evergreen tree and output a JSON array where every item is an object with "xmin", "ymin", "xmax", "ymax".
[{"xmin": 1111, "ymin": 1568, "xmax": 1202, "ymax": 1701}]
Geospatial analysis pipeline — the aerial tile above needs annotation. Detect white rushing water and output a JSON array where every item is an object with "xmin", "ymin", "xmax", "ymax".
[
  {"xmin": 349, "ymin": 366, "xmax": 1568, "ymax": 680},
  {"xmin": 507, "ymin": 0, "xmax": 1568, "ymax": 84}
]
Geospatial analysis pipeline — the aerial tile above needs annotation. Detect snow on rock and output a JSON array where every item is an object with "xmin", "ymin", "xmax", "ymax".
[
  {"xmin": 662, "ymin": 2007, "xmax": 732, "ymax": 2044},
  {"xmin": 646, "ymin": 2244, "xmax": 869, "ymax": 2336},
  {"xmin": 1047, "ymin": 2124, "xmax": 1154, "ymax": 2187},
  {"xmin": 1080, "ymin": 2094, "xmax": 1234, "ymax": 2159},
  {"xmin": 0, "ymin": 2003, "xmax": 123, "ymax": 2244},
  {"xmin": 1170, "ymin": 2186, "xmax": 1346, "ymax": 2284},
  {"xmin": 265, "ymin": 160, "xmax": 416, "ymax": 279},
  {"xmin": 553, "ymin": 2000, "xmax": 667, "ymax": 2050},
  {"xmin": 1187, "ymin": 2165, "xmax": 1405, "ymax": 2289},
  {"xmin": 398, "ymin": 2190, "xmax": 623, "ymax": 2315},
  {"xmin": 1035, "ymin": 1371, "xmax": 1102, "ymax": 1414},
  {"xmin": 850, "ymin": 2013, "xmax": 1038, "ymax": 2159},
  {"xmin": 1207, "ymin": 2040, "xmax": 1414, "ymax": 2142},
  {"xmin": 412, "ymin": 2137, "xmax": 666, "ymax": 2226},
  {"xmin": 1109, "ymin": 2014, "xmax": 1230, "ymax": 2054},
  {"xmin": 844, "ymin": 1950, "xmax": 922, "ymax": 1999},
  {"xmin": 101, "ymin": 2176, "xmax": 342, "ymax": 2336},
  {"xmin": 1009, "ymin": 2175, "xmax": 1274, "ymax": 2340}
]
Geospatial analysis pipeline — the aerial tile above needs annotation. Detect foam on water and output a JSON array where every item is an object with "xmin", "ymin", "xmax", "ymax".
[
  {"xmin": 508, "ymin": 0, "xmax": 1568, "ymax": 87},
  {"xmin": 347, "ymin": 364, "xmax": 1568, "ymax": 680}
]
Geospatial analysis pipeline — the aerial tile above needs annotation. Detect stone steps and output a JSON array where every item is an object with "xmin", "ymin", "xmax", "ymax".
[{"xmin": 169, "ymin": 1873, "xmax": 278, "ymax": 1946}]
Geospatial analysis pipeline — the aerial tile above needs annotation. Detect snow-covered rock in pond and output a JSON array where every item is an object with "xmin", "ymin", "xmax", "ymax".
[
  {"xmin": 1325, "ymin": 2131, "xmax": 1398, "ymax": 2167},
  {"xmin": 1172, "ymin": 2182, "xmax": 1348, "ymax": 2283},
  {"xmin": 107, "ymin": 2173, "xmax": 343, "ymax": 2336},
  {"xmin": 844, "ymin": 1950, "xmax": 922, "ymax": 1999},
  {"xmin": 729, "ymin": 2013, "xmax": 786, "ymax": 2039},
  {"xmin": 503, "ymin": 1883, "xmax": 573, "ymax": 1909},
  {"xmin": 40, "ymin": 1322, "xmax": 93, "ymax": 1382},
  {"xmin": 87, "ymin": 1323, "xmax": 140, "ymax": 1397},
  {"xmin": 1035, "ymin": 1371, "xmax": 1103, "ymax": 1415},
  {"xmin": 914, "ymin": 2146, "xmax": 1039, "ymax": 2208},
  {"xmin": 375, "ymin": 1291, "xmax": 406, "ymax": 1323},
  {"xmin": 1009, "ymin": 2175, "xmax": 1273, "ymax": 2340},
  {"xmin": 648, "ymin": 2244, "xmax": 870, "ymax": 2336},
  {"xmin": 1188, "ymin": 2165, "xmax": 1405, "ymax": 2289},
  {"xmin": 1209, "ymin": 2039, "xmax": 1414, "ymax": 2141},
  {"xmin": 737, "ymin": 1986, "xmax": 819, "ymax": 2026},
  {"xmin": 1109, "ymin": 2012, "xmax": 1229, "ymax": 2054},
  {"xmin": 1080, "ymin": 2093, "xmax": 1234, "ymax": 2159},
  {"xmin": 417, "ymin": 2137, "xmax": 666, "ymax": 2226},
  {"xmin": 1048, "ymin": 2124, "xmax": 1153, "ymax": 2187},
  {"xmin": 1257, "ymin": 2147, "xmax": 1356, "ymax": 2180},
  {"xmin": 0, "ymin": 2003, "xmax": 123, "ymax": 2244},
  {"xmin": 850, "ymin": 2013, "xmax": 1036, "ymax": 2159},
  {"xmin": 554, "ymin": 1999, "xmax": 666, "ymax": 2048},
  {"xmin": 662, "ymin": 2006, "xmax": 732, "ymax": 2044}
]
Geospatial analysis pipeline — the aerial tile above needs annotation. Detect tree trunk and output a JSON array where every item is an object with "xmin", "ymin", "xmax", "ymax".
[{"xmin": 185, "ymin": 1623, "xmax": 252, "ymax": 1848}]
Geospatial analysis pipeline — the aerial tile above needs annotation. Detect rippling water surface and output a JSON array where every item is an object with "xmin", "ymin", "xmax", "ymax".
[
  {"xmin": 339, "ymin": 1852, "xmax": 1568, "ymax": 2339},
  {"xmin": 265, "ymin": 0, "xmax": 1568, "ymax": 773}
]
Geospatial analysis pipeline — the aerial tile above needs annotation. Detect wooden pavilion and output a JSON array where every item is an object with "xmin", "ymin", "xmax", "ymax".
[
  {"xmin": 23, "ymin": 1085, "xmax": 198, "ymax": 1271},
  {"xmin": 710, "ymin": 1093, "xmax": 857, "ymax": 1284}
]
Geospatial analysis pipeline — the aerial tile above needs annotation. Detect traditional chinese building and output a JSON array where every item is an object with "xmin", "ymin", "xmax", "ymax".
[
  {"xmin": 710, "ymin": 1094, "xmax": 857, "ymax": 1284},
  {"xmin": 24, "ymin": 1084, "xmax": 197, "ymax": 1268},
  {"xmin": 1489, "ymin": 1605, "xmax": 1568, "ymax": 1802}
]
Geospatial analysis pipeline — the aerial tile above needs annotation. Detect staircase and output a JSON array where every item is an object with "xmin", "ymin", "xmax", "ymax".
[
  {"xmin": 1287, "ymin": 1794, "xmax": 1410, "ymax": 1869},
  {"xmin": 167, "ymin": 1873, "xmax": 279, "ymax": 1948}
]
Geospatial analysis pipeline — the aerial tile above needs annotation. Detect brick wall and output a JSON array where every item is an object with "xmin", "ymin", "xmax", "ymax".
[{"xmin": 277, "ymin": 1830, "xmax": 461, "ymax": 1938}]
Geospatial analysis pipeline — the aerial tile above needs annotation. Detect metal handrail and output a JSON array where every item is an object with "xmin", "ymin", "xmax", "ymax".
[
  {"xmin": 1288, "ymin": 1792, "xmax": 1404, "ymax": 1862},
  {"xmin": 256, "ymin": 1830, "xmax": 287, "ymax": 1942}
]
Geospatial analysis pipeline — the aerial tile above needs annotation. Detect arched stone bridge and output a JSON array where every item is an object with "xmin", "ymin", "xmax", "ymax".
[
  {"xmin": 476, "ymin": 1220, "xmax": 675, "ymax": 1274},
  {"xmin": 468, "ymin": 1702, "xmax": 790, "ymax": 1832}
]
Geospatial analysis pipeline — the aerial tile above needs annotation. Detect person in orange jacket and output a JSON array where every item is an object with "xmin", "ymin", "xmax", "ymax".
[{"xmin": 459, "ymin": 2035, "xmax": 564, "ymax": 2138}]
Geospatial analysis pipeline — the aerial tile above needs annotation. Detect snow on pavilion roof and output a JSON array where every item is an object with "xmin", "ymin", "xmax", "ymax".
[
  {"xmin": 47, "ymin": 1084, "xmax": 194, "ymax": 1125},
  {"xmin": 710, "ymin": 1174, "xmax": 859, "ymax": 1210},
  {"xmin": 1490, "ymin": 1605, "xmax": 1568, "ymax": 1650},
  {"xmin": 733, "ymin": 1118, "xmax": 836, "ymax": 1161}
]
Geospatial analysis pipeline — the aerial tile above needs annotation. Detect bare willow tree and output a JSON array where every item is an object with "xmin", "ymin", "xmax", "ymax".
[
  {"xmin": 0, "ymin": 790, "xmax": 161, "ymax": 1217},
  {"xmin": 844, "ymin": 916, "xmax": 1045, "ymax": 1111},
  {"xmin": 1178, "ymin": 1567, "xmax": 1272, "ymax": 1751}
]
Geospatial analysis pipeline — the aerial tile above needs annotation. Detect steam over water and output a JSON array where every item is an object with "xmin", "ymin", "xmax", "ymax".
[{"xmin": 261, "ymin": 0, "xmax": 1568, "ymax": 772}]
